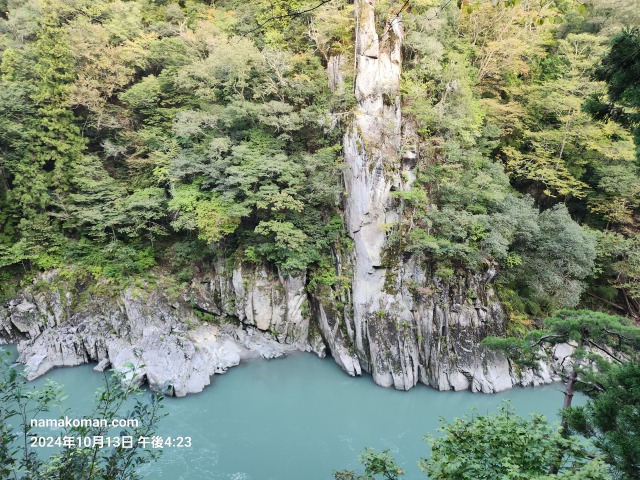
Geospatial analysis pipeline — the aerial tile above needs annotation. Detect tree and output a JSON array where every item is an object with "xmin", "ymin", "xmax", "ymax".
[
  {"xmin": 420, "ymin": 403, "xmax": 608, "ymax": 480},
  {"xmin": 508, "ymin": 204, "xmax": 597, "ymax": 310},
  {"xmin": 168, "ymin": 183, "xmax": 240, "ymax": 243},
  {"xmin": 483, "ymin": 309, "xmax": 640, "ymax": 424},
  {"xmin": 0, "ymin": 349, "xmax": 166, "ymax": 480},
  {"xmin": 1, "ymin": 2, "xmax": 87, "ymax": 268},
  {"xmin": 334, "ymin": 448, "xmax": 405, "ymax": 480},
  {"xmin": 500, "ymin": 32, "xmax": 637, "ymax": 210},
  {"xmin": 255, "ymin": 0, "xmax": 304, "ymax": 47},
  {"xmin": 334, "ymin": 403, "xmax": 609, "ymax": 480},
  {"xmin": 565, "ymin": 361, "xmax": 640, "ymax": 480},
  {"xmin": 17, "ymin": 4, "xmax": 85, "ymax": 214},
  {"xmin": 586, "ymin": 27, "xmax": 640, "ymax": 150}
]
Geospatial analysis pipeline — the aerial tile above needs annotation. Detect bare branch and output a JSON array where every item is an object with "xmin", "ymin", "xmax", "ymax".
[
  {"xmin": 574, "ymin": 378, "xmax": 606, "ymax": 394},
  {"xmin": 241, "ymin": 0, "xmax": 335, "ymax": 38},
  {"xmin": 380, "ymin": 0, "xmax": 455, "ymax": 39},
  {"xmin": 380, "ymin": 0, "xmax": 411, "ymax": 39},
  {"xmin": 604, "ymin": 327, "xmax": 638, "ymax": 344},
  {"xmin": 586, "ymin": 339, "xmax": 624, "ymax": 364},
  {"xmin": 586, "ymin": 291, "xmax": 626, "ymax": 312}
]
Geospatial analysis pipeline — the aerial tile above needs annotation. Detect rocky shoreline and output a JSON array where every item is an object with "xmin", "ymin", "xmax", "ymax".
[
  {"xmin": 0, "ymin": 262, "xmax": 566, "ymax": 397},
  {"xmin": 0, "ymin": 0, "xmax": 572, "ymax": 398},
  {"xmin": 0, "ymin": 269, "xmax": 312, "ymax": 397}
]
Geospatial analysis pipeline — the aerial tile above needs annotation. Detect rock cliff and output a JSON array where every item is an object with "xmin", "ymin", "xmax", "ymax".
[
  {"xmin": 0, "ymin": 266, "xmax": 307, "ymax": 397},
  {"xmin": 0, "ymin": 0, "xmax": 560, "ymax": 395},
  {"xmin": 0, "ymin": 260, "xmax": 558, "ymax": 395},
  {"xmin": 316, "ymin": 0, "xmax": 555, "ymax": 392}
]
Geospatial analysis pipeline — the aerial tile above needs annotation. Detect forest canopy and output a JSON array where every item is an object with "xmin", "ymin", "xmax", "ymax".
[{"xmin": 0, "ymin": 0, "xmax": 639, "ymax": 321}]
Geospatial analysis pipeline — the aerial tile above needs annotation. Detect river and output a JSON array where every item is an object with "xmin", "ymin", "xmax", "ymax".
[{"xmin": 5, "ymin": 348, "xmax": 577, "ymax": 479}]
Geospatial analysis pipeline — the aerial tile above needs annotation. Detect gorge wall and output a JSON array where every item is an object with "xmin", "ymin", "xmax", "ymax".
[{"xmin": 0, "ymin": 0, "xmax": 560, "ymax": 395}]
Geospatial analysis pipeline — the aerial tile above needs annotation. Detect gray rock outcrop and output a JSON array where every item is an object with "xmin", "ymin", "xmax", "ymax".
[
  {"xmin": 0, "ymin": 1, "xmax": 562, "ymax": 396},
  {"xmin": 321, "ymin": 0, "xmax": 548, "ymax": 393},
  {"xmin": 0, "ymin": 274, "xmax": 308, "ymax": 397}
]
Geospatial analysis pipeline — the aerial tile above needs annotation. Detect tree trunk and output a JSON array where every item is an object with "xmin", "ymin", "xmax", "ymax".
[
  {"xmin": 549, "ymin": 367, "xmax": 579, "ymax": 474},
  {"xmin": 561, "ymin": 368, "xmax": 578, "ymax": 426},
  {"xmin": 551, "ymin": 336, "xmax": 584, "ymax": 474}
]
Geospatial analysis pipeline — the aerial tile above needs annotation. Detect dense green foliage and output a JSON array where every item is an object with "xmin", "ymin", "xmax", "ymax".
[
  {"xmin": 421, "ymin": 404, "xmax": 608, "ymax": 479},
  {"xmin": 0, "ymin": 0, "xmax": 345, "ymax": 294},
  {"xmin": 394, "ymin": 0, "xmax": 640, "ymax": 316},
  {"xmin": 586, "ymin": 27, "xmax": 640, "ymax": 146},
  {"xmin": 0, "ymin": 350, "xmax": 165, "ymax": 479},
  {"xmin": 565, "ymin": 362, "xmax": 640, "ymax": 480},
  {"xmin": 334, "ymin": 448, "xmax": 405, "ymax": 480},
  {"xmin": 0, "ymin": 0, "xmax": 638, "ymax": 318},
  {"xmin": 335, "ymin": 403, "xmax": 608, "ymax": 479}
]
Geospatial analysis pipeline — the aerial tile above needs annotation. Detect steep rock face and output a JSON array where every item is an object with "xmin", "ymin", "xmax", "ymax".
[
  {"xmin": 0, "ymin": 3, "xmax": 560, "ymax": 396},
  {"xmin": 310, "ymin": 254, "xmax": 554, "ymax": 393},
  {"xmin": 187, "ymin": 262, "xmax": 320, "ymax": 355},
  {"xmin": 1, "ymin": 285, "xmax": 240, "ymax": 396},
  {"xmin": 342, "ymin": 0, "xmax": 406, "ymax": 385},
  {"xmin": 326, "ymin": 0, "xmax": 548, "ymax": 392},
  {"xmin": 0, "ymin": 268, "xmax": 309, "ymax": 396},
  {"xmin": 311, "ymin": 283, "xmax": 362, "ymax": 377},
  {"xmin": 0, "ymin": 258, "xmax": 557, "ymax": 395}
]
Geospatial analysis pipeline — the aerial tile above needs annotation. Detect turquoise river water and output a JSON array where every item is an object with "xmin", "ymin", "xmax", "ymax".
[{"xmin": 4, "ymin": 348, "xmax": 579, "ymax": 479}]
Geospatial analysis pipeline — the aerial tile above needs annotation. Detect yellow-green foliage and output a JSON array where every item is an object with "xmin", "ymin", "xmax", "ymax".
[
  {"xmin": 0, "ymin": 0, "xmax": 638, "ymax": 317},
  {"xmin": 168, "ymin": 184, "xmax": 240, "ymax": 243}
]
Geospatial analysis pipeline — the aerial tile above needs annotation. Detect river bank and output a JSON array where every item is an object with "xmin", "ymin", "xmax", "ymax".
[{"xmin": 3, "ymin": 345, "xmax": 577, "ymax": 480}]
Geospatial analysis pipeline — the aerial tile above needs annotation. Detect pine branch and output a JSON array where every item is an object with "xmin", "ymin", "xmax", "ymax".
[
  {"xmin": 586, "ymin": 339, "xmax": 624, "ymax": 364},
  {"xmin": 529, "ymin": 334, "xmax": 566, "ymax": 348}
]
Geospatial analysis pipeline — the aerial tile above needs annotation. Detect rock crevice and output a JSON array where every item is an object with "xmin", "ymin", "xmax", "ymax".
[{"xmin": 0, "ymin": 1, "xmax": 562, "ymax": 396}]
